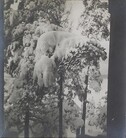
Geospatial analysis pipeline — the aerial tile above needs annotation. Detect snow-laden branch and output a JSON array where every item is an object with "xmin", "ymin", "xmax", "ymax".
[
  {"xmin": 34, "ymin": 31, "xmax": 106, "ymax": 88},
  {"xmin": 33, "ymin": 55, "xmax": 56, "ymax": 88}
]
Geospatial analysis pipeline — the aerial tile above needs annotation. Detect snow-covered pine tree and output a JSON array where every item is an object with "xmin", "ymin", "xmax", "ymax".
[
  {"xmin": 4, "ymin": 0, "xmax": 67, "ymax": 137},
  {"xmin": 4, "ymin": 0, "xmax": 109, "ymax": 137}
]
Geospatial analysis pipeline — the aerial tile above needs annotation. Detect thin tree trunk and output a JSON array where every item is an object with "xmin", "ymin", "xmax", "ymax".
[
  {"xmin": 24, "ymin": 105, "xmax": 29, "ymax": 138},
  {"xmin": 59, "ymin": 73, "xmax": 63, "ymax": 138},
  {"xmin": 81, "ymin": 74, "xmax": 89, "ymax": 138}
]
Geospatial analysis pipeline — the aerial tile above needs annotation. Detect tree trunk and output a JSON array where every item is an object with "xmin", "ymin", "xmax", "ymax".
[
  {"xmin": 81, "ymin": 74, "xmax": 88, "ymax": 138},
  {"xmin": 24, "ymin": 105, "xmax": 29, "ymax": 138},
  {"xmin": 59, "ymin": 73, "xmax": 63, "ymax": 138},
  {"xmin": 108, "ymin": 0, "xmax": 126, "ymax": 138}
]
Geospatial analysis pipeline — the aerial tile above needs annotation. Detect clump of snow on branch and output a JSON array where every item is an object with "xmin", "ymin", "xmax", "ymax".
[
  {"xmin": 34, "ymin": 31, "xmax": 75, "ymax": 62},
  {"xmin": 52, "ymin": 35, "xmax": 89, "ymax": 60},
  {"xmin": 33, "ymin": 55, "xmax": 56, "ymax": 88},
  {"xmin": 35, "ymin": 22, "xmax": 63, "ymax": 37}
]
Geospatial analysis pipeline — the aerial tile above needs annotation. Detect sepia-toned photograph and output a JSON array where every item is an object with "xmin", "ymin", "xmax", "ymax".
[{"xmin": 2, "ymin": 0, "xmax": 124, "ymax": 138}]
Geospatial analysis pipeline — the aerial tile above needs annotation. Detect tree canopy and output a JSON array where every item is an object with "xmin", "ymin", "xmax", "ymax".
[{"xmin": 4, "ymin": 0, "xmax": 109, "ymax": 137}]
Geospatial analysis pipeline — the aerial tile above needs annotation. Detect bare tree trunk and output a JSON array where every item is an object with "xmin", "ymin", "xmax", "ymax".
[
  {"xmin": 59, "ymin": 73, "xmax": 63, "ymax": 138},
  {"xmin": 24, "ymin": 105, "xmax": 29, "ymax": 138},
  {"xmin": 108, "ymin": 0, "xmax": 126, "ymax": 138},
  {"xmin": 81, "ymin": 73, "xmax": 89, "ymax": 138}
]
